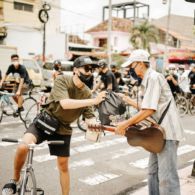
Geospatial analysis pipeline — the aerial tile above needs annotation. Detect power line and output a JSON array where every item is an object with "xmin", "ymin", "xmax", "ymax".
[{"xmin": 0, "ymin": 0, "xmax": 99, "ymax": 21}]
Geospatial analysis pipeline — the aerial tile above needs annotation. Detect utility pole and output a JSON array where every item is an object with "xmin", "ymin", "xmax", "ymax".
[
  {"xmin": 108, "ymin": 0, "xmax": 112, "ymax": 67},
  {"xmin": 38, "ymin": 2, "xmax": 51, "ymax": 63},
  {"xmin": 163, "ymin": 0, "xmax": 172, "ymax": 71}
]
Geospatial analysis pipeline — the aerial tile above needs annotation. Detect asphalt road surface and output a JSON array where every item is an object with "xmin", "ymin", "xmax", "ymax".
[{"xmin": 0, "ymin": 114, "xmax": 195, "ymax": 195}]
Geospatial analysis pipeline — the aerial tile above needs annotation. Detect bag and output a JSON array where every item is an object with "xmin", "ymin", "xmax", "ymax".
[
  {"xmin": 33, "ymin": 111, "xmax": 60, "ymax": 135},
  {"xmin": 98, "ymin": 91, "xmax": 126, "ymax": 125}
]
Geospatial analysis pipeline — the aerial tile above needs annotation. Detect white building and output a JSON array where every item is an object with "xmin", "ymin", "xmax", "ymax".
[{"xmin": 0, "ymin": 0, "xmax": 65, "ymax": 60}]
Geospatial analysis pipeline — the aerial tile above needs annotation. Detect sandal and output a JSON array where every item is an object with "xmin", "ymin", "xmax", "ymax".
[{"xmin": 2, "ymin": 180, "xmax": 17, "ymax": 195}]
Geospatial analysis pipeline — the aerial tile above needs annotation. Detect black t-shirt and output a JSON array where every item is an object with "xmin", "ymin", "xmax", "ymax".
[
  {"xmin": 114, "ymin": 71, "xmax": 125, "ymax": 86},
  {"xmin": 188, "ymin": 71, "xmax": 195, "ymax": 87},
  {"xmin": 100, "ymin": 70, "xmax": 118, "ymax": 92},
  {"xmin": 0, "ymin": 70, "xmax": 2, "ymax": 80},
  {"xmin": 84, "ymin": 75, "xmax": 94, "ymax": 90},
  {"xmin": 6, "ymin": 64, "xmax": 30, "ymax": 84},
  {"xmin": 165, "ymin": 74, "xmax": 180, "ymax": 94}
]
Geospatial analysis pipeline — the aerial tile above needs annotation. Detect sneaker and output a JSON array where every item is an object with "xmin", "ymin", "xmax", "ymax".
[
  {"xmin": 16, "ymin": 107, "xmax": 24, "ymax": 113},
  {"xmin": 2, "ymin": 179, "xmax": 17, "ymax": 194}
]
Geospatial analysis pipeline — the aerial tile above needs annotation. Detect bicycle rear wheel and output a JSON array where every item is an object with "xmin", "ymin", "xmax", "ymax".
[
  {"xmin": 189, "ymin": 96, "xmax": 195, "ymax": 115},
  {"xmin": 175, "ymin": 96, "xmax": 188, "ymax": 117},
  {"xmin": 20, "ymin": 97, "xmax": 39, "ymax": 129},
  {"xmin": 19, "ymin": 169, "xmax": 37, "ymax": 195}
]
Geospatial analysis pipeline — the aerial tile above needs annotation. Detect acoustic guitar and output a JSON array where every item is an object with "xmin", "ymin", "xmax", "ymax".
[{"xmin": 88, "ymin": 124, "xmax": 165, "ymax": 153}]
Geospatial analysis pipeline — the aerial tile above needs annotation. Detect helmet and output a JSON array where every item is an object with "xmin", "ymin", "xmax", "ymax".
[
  {"xmin": 53, "ymin": 60, "xmax": 61, "ymax": 71},
  {"xmin": 98, "ymin": 59, "xmax": 108, "ymax": 68}
]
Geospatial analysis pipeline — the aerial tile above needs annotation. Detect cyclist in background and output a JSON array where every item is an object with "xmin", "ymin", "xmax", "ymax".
[
  {"xmin": 111, "ymin": 64, "xmax": 125, "ymax": 86},
  {"xmin": 52, "ymin": 60, "xmax": 63, "ymax": 80},
  {"xmin": 188, "ymin": 63, "xmax": 195, "ymax": 94},
  {"xmin": 92, "ymin": 59, "xmax": 119, "ymax": 92},
  {"xmin": 0, "ymin": 54, "xmax": 31, "ymax": 113}
]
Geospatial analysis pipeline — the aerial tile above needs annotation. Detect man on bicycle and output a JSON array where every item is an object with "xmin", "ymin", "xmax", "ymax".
[
  {"xmin": 188, "ymin": 63, "xmax": 195, "ymax": 94},
  {"xmin": 0, "ymin": 54, "xmax": 31, "ymax": 113},
  {"xmin": 92, "ymin": 59, "xmax": 119, "ymax": 92},
  {"xmin": 2, "ymin": 56, "xmax": 106, "ymax": 195}
]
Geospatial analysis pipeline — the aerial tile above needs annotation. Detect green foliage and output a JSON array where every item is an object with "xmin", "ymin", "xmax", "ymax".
[{"xmin": 130, "ymin": 21, "xmax": 159, "ymax": 51}]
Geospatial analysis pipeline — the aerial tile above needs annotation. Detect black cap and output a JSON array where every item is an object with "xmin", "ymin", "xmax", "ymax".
[
  {"xmin": 98, "ymin": 59, "xmax": 108, "ymax": 67},
  {"xmin": 73, "ymin": 56, "xmax": 98, "ymax": 68}
]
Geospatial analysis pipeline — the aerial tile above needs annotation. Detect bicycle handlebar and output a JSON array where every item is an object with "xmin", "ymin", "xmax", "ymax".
[{"xmin": 1, "ymin": 138, "xmax": 64, "ymax": 146}]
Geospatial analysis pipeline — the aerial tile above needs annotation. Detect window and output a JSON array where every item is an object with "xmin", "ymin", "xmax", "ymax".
[
  {"xmin": 14, "ymin": 1, "xmax": 33, "ymax": 12},
  {"xmin": 99, "ymin": 38, "xmax": 107, "ymax": 47}
]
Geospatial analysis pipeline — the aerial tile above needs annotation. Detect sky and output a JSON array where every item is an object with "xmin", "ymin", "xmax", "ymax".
[{"xmin": 60, "ymin": 0, "xmax": 195, "ymax": 37}]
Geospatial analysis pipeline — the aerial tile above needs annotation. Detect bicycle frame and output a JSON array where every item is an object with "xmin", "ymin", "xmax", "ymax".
[{"xmin": 19, "ymin": 145, "xmax": 37, "ymax": 195}]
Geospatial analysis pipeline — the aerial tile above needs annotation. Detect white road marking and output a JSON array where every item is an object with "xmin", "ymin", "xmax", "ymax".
[
  {"xmin": 177, "ymin": 145, "xmax": 195, "ymax": 155},
  {"xmin": 0, "ymin": 142, "xmax": 16, "ymax": 146},
  {"xmin": 129, "ymin": 145, "xmax": 195, "ymax": 169},
  {"xmin": 33, "ymin": 154, "xmax": 56, "ymax": 162},
  {"xmin": 188, "ymin": 158, "xmax": 195, "ymax": 163},
  {"xmin": 184, "ymin": 129, "xmax": 195, "ymax": 135},
  {"xmin": 79, "ymin": 173, "xmax": 121, "ymax": 185},
  {"xmin": 73, "ymin": 137, "xmax": 125, "ymax": 153},
  {"xmin": 0, "ymin": 121, "xmax": 23, "ymax": 126},
  {"xmin": 70, "ymin": 159, "xmax": 94, "ymax": 169},
  {"xmin": 129, "ymin": 157, "xmax": 149, "ymax": 169},
  {"xmin": 111, "ymin": 147, "xmax": 139, "ymax": 159},
  {"xmin": 71, "ymin": 135, "xmax": 85, "ymax": 143}
]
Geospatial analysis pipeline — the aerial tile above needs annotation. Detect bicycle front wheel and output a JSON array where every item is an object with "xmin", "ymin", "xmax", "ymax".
[
  {"xmin": 0, "ymin": 100, "xmax": 4, "ymax": 122},
  {"xmin": 19, "ymin": 169, "xmax": 37, "ymax": 195},
  {"xmin": 20, "ymin": 97, "xmax": 39, "ymax": 129},
  {"xmin": 189, "ymin": 96, "xmax": 195, "ymax": 115}
]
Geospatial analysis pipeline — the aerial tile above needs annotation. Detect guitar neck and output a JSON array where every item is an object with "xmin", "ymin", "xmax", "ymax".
[{"xmin": 101, "ymin": 125, "xmax": 115, "ymax": 132}]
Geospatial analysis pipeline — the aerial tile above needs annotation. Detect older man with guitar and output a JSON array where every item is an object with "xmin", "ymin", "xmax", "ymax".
[
  {"xmin": 89, "ymin": 49, "xmax": 184, "ymax": 195},
  {"xmin": 116, "ymin": 49, "xmax": 184, "ymax": 195}
]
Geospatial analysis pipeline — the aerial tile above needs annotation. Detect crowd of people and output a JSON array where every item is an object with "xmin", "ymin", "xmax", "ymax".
[{"xmin": 0, "ymin": 50, "xmax": 195, "ymax": 195}]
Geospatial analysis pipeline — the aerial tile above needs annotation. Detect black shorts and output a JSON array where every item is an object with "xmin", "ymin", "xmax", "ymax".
[{"xmin": 25, "ymin": 123, "xmax": 71, "ymax": 157}]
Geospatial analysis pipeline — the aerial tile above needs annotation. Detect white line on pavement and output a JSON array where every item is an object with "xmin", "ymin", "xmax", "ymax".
[
  {"xmin": 79, "ymin": 172, "xmax": 121, "ymax": 186},
  {"xmin": 33, "ymin": 154, "xmax": 56, "ymax": 162},
  {"xmin": 70, "ymin": 159, "xmax": 95, "ymax": 169},
  {"xmin": 111, "ymin": 147, "xmax": 139, "ymax": 159},
  {"xmin": 184, "ymin": 129, "xmax": 195, "ymax": 135}
]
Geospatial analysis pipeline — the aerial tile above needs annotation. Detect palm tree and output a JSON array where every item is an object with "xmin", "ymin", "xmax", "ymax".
[{"xmin": 130, "ymin": 21, "xmax": 159, "ymax": 51}]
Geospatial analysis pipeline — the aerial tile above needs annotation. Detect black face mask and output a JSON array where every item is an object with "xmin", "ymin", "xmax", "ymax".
[
  {"xmin": 78, "ymin": 72, "xmax": 92, "ymax": 84},
  {"xmin": 54, "ymin": 66, "xmax": 59, "ymax": 71},
  {"xmin": 128, "ymin": 67, "xmax": 142, "ymax": 86}
]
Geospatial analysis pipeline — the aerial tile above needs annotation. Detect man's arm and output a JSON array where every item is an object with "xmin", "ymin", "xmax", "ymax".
[
  {"xmin": 115, "ymin": 109, "xmax": 155, "ymax": 135},
  {"xmin": 60, "ymin": 91, "xmax": 106, "ymax": 110}
]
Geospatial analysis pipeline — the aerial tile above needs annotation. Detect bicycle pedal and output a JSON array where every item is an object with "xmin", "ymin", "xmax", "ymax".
[{"xmin": 13, "ymin": 112, "xmax": 19, "ymax": 117}]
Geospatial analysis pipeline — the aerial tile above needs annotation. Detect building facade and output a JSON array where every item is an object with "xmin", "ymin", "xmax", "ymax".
[{"xmin": 0, "ymin": 0, "xmax": 65, "ymax": 60}]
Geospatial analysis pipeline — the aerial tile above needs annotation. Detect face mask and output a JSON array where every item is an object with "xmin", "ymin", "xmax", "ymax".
[
  {"xmin": 54, "ymin": 66, "xmax": 59, "ymax": 71},
  {"xmin": 13, "ymin": 61, "xmax": 19, "ymax": 66},
  {"xmin": 78, "ymin": 72, "xmax": 92, "ymax": 84},
  {"xmin": 169, "ymin": 70, "xmax": 175, "ymax": 74},
  {"xmin": 178, "ymin": 70, "xmax": 183, "ymax": 75},
  {"xmin": 93, "ymin": 72, "xmax": 98, "ymax": 78},
  {"xmin": 128, "ymin": 67, "xmax": 142, "ymax": 86}
]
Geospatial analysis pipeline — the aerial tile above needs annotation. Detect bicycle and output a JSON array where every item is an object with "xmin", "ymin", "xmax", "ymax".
[
  {"xmin": 0, "ymin": 88, "xmax": 39, "ymax": 129},
  {"xmin": 1, "ymin": 138, "xmax": 64, "ymax": 195}
]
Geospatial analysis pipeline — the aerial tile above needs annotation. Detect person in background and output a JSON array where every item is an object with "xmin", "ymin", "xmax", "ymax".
[
  {"xmin": 111, "ymin": 64, "xmax": 125, "ymax": 86},
  {"xmin": 53, "ymin": 60, "xmax": 63, "ymax": 80},
  {"xmin": 177, "ymin": 65, "xmax": 190, "ymax": 93},
  {"xmin": 92, "ymin": 59, "xmax": 118, "ymax": 92},
  {"xmin": 188, "ymin": 63, "xmax": 195, "ymax": 94},
  {"xmin": 165, "ymin": 64, "xmax": 180, "ymax": 97},
  {"xmin": 0, "ymin": 54, "xmax": 31, "ymax": 113}
]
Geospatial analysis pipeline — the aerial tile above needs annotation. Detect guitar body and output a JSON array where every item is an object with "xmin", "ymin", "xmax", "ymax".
[{"xmin": 125, "ymin": 126, "xmax": 165, "ymax": 153}]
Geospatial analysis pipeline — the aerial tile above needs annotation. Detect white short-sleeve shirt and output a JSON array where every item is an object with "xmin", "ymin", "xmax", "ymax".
[{"xmin": 141, "ymin": 68, "xmax": 184, "ymax": 141}]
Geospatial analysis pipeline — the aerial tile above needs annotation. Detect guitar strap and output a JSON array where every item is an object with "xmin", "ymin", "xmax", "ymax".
[{"xmin": 158, "ymin": 100, "xmax": 171, "ymax": 125}]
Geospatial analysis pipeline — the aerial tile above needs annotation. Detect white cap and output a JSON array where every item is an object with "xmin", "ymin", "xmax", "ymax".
[
  {"xmin": 121, "ymin": 49, "xmax": 150, "ymax": 68},
  {"xmin": 169, "ymin": 64, "xmax": 176, "ymax": 69},
  {"xmin": 191, "ymin": 63, "xmax": 195, "ymax": 68}
]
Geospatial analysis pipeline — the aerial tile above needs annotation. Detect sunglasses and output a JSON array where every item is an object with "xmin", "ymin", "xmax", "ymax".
[{"xmin": 83, "ymin": 66, "xmax": 94, "ymax": 72}]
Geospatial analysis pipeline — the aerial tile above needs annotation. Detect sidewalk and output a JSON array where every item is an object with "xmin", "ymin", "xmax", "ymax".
[{"xmin": 131, "ymin": 165, "xmax": 195, "ymax": 195}]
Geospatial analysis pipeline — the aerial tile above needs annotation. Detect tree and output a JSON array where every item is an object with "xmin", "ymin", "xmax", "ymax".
[{"xmin": 130, "ymin": 21, "xmax": 159, "ymax": 51}]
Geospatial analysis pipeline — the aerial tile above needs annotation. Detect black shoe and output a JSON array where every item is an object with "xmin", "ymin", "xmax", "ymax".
[{"xmin": 16, "ymin": 107, "xmax": 24, "ymax": 113}]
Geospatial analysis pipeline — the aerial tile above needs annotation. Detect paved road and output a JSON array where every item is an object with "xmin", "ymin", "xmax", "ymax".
[{"xmin": 0, "ymin": 115, "xmax": 195, "ymax": 195}]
